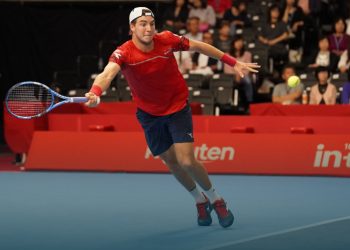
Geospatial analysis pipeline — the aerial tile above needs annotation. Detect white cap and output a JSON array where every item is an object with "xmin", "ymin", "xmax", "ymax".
[{"xmin": 129, "ymin": 7, "xmax": 154, "ymax": 24}]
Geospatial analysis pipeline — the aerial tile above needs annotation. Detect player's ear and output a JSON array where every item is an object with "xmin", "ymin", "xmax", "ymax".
[{"xmin": 129, "ymin": 23, "xmax": 135, "ymax": 35}]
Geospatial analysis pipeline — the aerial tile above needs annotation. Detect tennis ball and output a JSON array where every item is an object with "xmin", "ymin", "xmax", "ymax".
[{"xmin": 287, "ymin": 75, "xmax": 300, "ymax": 88}]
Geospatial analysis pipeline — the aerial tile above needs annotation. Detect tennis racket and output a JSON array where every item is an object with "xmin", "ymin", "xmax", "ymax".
[{"xmin": 6, "ymin": 81, "xmax": 88, "ymax": 119}]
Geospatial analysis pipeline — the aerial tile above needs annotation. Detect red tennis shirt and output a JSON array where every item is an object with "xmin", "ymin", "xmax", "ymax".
[{"xmin": 109, "ymin": 31, "xmax": 190, "ymax": 116}]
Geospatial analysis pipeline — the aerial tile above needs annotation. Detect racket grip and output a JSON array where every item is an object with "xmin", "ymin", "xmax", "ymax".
[{"xmin": 72, "ymin": 97, "xmax": 89, "ymax": 103}]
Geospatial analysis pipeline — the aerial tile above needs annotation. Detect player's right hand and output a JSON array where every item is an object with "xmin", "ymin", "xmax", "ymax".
[{"xmin": 85, "ymin": 92, "xmax": 100, "ymax": 107}]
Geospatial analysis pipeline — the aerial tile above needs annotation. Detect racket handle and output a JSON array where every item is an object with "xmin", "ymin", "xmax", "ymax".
[{"xmin": 71, "ymin": 97, "xmax": 89, "ymax": 103}]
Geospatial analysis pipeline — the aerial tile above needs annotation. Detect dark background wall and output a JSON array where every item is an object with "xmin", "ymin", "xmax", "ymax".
[{"xmin": 0, "ymin": 1, "xmax": 170, "ymax": 144}]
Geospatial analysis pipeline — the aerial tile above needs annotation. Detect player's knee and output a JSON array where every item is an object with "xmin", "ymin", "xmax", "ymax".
[{"xmin": 177, "ymin": 157, "xmax": 196, "ymax": 169}]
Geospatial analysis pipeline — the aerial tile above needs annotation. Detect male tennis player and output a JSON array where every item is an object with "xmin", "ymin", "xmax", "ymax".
[{"xmin": 85, "ymin": 7, "xmax": 259, "ymax": 228}]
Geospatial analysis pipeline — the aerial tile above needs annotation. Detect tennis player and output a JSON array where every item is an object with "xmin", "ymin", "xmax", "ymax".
[{"xmin": 85, "ymin": 7, "xmax": 259, "ymax": 228}]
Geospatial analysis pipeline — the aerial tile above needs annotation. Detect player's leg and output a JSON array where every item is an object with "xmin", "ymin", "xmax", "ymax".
[
  {"xmin": 159, "ymin": 144, "xmax": 197, "ymax": 192},
  {"xmin": 173, "ymin": 142, "xmax": 234, "ymax": 228},
  {"xmin": 159, "ymin": 145, "xmax": 212, "ymax": 226},
  {"xmin": 173, "ymin": 142, "xmax": 212, "ymax": 190}
]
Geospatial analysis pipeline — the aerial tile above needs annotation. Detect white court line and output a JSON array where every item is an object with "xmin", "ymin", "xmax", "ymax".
[{"xmin": 201, "ymin": 215, "xmax": 350, "ymax": 250}]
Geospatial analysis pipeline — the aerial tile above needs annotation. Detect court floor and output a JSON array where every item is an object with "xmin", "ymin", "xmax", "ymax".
[{"xmin": 0, "ymin": 172, "xmax": 349, "ymax": 250}]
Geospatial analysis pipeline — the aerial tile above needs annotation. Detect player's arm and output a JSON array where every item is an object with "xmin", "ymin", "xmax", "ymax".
[
  {"xmin": 85, "ymin": 62, "xmax": 121, "ymax": 107},
  {"xmin": 188, "ymin": 39, "xmax": 260, "ymax": 77}
]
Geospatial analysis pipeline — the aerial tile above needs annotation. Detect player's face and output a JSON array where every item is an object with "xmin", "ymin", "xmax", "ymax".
[{"xmin": 131, "ymin": 16, "xmax": 155, "ymax": 45}]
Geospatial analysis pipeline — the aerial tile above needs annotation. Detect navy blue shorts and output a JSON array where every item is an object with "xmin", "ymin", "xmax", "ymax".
[{"xmin": 136, "ymin": 103, "xmax": 194, "ymax": 156}]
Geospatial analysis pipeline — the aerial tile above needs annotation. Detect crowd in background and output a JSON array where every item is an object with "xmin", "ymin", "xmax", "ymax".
[{"xmin": 159, "ymin": 0, "xmax": 350, "ymax": 107}]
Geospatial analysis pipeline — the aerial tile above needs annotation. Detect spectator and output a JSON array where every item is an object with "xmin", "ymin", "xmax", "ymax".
[
  {"xmin": 190, "ymin": 31, "xmax": 219, "ymax": 75},
  {"xmin": 237, "ymin": 1, "xmax": 251, "ymax": 27},
  {"xmin": 272, "ymin": 65, "xmax": 304, "ymax": 104},
  {"xmin": 184, "ymin": 16, "xmax": 203, "ymax": 41},
  {"xmin": 309, "ymin": 66, "xmax": 337, "ymax": 105},
  {"xmin": 223, "ymin": 2, "xmax": 251, "ymax": 35},
  {"xmin": 174, "ymin": 50, "xmax": 193, "ymax": 74},
  {"xmin": 207, "ymin": 0, "xmax": 232, "ymax": 19},
  {"xmin": 327, "ymin": 17, "xmax": 350, "ymax": 58},
  {"xmin": 258, "ymin": 4, "xmax": 289, "ymax": 72},
  {"xmin": 338, "ymin": 42, "xmax": 350, "ymax": 73},
  {"xmin": 341, "ymin": 73, "xmax": 350, "ymax": 104},
  {"xmin": 181, "ymin": 16, "xmax": 203, "ymax": 71},
  {"xmin": 163, "ymin": 0, "xmax": 190, "ymax": 34},
  {"xmin": 298, "ymin": 0, "xmax": 310, "ymax": 15},
  {"xmin": 307, "ymin": 35, "xmax": 338, "ymax": 73},
  {"xmin": 297, "ymin": 0, "xmax": 320, "ymax": 61},
  {"xmin": 281, "ymin": 0, "xmax": 305, "ymax": 63},
  {"xmin": 188, "ymin": 0, "xmax": 216, "ymax": 32},
  {"xmin": 213, "ymin": 21, "xmax": 232, "ymax": 53},
  {"xmin": 224, "ymin": 35, "xmax": 253, "ymax": 103}
]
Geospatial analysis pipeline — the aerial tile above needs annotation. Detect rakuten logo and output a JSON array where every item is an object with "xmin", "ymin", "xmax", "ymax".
[
  {"xmin": 314, "ymin": 144, "xmax": 350, "ymax": 168},
  {"xmin": 145, "ymin": 144, "xmax": 235, "ymax": 162}
]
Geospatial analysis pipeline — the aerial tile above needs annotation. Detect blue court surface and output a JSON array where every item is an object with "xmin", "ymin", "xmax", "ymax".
[{"xmin": 0, "ymin": 172, "xmax": 349, "ymax": 250}]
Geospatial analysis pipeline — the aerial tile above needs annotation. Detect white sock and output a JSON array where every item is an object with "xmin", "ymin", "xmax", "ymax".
[
  {"xmin": 204, "ymin": 187, "xmax": 221, "ymax": 203},
  {"xmin": 190, "ymin": 186, "xmax": 207, "ymax": 204}
]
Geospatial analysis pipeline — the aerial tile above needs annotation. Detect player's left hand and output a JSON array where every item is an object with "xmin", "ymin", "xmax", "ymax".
[{"xmin": 233, "ymin": 61, "xmax": 260, "ymax": 78}]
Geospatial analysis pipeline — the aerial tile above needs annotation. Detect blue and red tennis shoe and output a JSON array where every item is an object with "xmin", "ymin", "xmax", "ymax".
[
  {"xmin": 196, "ymin": 197, "xmax": 234, "ymax": 228},
  {"xmin": 196, "ymin": 198, "xmax": 213, "ymax": 226},
  {"xmin": 212, "ymin": 198, "xmax": 234, "ymax": 228}
]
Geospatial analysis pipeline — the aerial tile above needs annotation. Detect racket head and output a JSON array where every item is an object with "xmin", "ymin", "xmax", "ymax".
[{"xmin": 5, "ymin": 81, "xmax": 55, "ymax": 119}]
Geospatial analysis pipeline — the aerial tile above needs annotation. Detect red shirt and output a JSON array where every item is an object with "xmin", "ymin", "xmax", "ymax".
[{"xmin": 109, "ymin": 31, "xmax": 190, "ymax": 116}]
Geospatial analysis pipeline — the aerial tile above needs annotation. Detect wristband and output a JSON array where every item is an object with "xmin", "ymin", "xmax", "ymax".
[
  {"xmin": 89, "ymin": 85, "xmax": 102, "ymax": 97},
  {"xmin": 220, "ymin": 54, "xmax": 237, "ymax": 67}
]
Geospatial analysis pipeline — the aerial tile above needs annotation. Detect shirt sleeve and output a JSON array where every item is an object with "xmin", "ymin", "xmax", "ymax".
[
  {"xmin": 161, "ymin": 30, "xmax": 190, "ymax": 52},
  {"xmin": 109, "ymin": 47, "xmax": 126, "ymax": 66}
]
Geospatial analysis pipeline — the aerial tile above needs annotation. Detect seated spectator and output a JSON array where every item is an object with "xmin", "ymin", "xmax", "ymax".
[
  {"xmin": 272, "ymin": 65, "xmax": 304, "ymax": 105},
  {"xmin": 237, "ymin": 1, "xmax": 252, "ymax": 26},
  {"xmin": 163, "ymin": 0, "xmax": 190, "ymax": 34},
  {"xmin": 207, "ymin": 0, "xmax": 232, "ymax": 19},
  {"xmin": 188, "ymin": 0, "xmax": 216, "ymax": 32},
  {"xmin": 224, "ymin": 35, "xmax": 253, "ymax": 103},
  {"xmin": 309, "ymin": 67, "xmax": 337, "ymax": 105},
  {"xmin": 258, "ymin": 4, "xmax": 289, "ymax": 72},
  {"xmin": 307, "ymin": 35, "xmax": 338, "ymax": 73},
  {"xmin": 223, "ymin": 2, "xmax": 251, "ymax": 36},
  {"xmin": 340, "ymin": 73, "xmax": 350, "ymax": 104},
  {"xmin": 213, "ymin": 21, "xmax": 232, "ymax": 53},
  {"xmin": 327, "ymin": 18, "xmax": 350, "ymax": 58},
  {"xmin": 184, "ymin": 16, "xmax": 203, "ymax": 41},
  {"xmin": 190, "ymin": 31, "xmax": 218, "ymax": 75},
  {"xmin": 338, "ymin": 42, "xmax": 350, "ymax": 73},
  {"xmin": 174, "ymin": 51, "xmax": 193, "ymax": 74},
  {"xmin": 281, "ymin": 0, "xmax": 305, "ymax": 63}
]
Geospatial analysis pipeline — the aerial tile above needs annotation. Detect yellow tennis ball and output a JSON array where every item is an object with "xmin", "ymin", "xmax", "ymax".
[{"xmin": 287, "ymin": 75, "xmax": 300, "ymax": 88}]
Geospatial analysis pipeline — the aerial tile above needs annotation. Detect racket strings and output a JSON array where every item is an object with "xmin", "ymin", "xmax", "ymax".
[{"xmin": 7, "ymin": 84, "xmax": 53, "ymax": 117}]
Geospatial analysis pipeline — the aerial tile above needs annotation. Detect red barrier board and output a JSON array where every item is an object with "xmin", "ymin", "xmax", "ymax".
[
  {"xmin": 250, "ymin": 103, "xmax": 350, "ymax": 116},
  {"xmin": 25, "ymin": 132, "xmax": 350, "ymax": 177}
]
